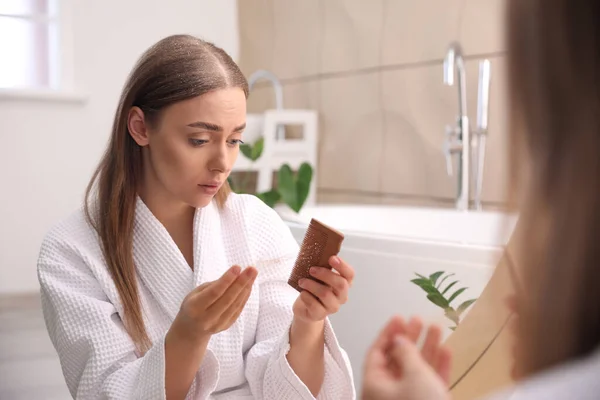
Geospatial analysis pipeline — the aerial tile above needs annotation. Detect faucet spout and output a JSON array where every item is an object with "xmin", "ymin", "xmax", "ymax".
[
  {"xmin": 443, "ymin": 47, "xmax": 456, "ymax": 85},
  {"xmin": 248, "ymin": 69, "xmax": 285, "ymax": 140}
]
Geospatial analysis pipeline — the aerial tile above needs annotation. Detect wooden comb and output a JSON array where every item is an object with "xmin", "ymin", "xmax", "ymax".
[{"xmin": 288, "ymin": 218, "xmax": 345, "ymax": 292}]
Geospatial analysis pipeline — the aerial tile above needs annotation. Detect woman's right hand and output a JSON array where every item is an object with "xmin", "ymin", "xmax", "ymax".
[
  {"xmin": 171, "ymin": 265, "xmax": 258, "ymax": 344},
  {"xmin": 165, "ymin": 266, "xmax": 257, "ymax": 399}
]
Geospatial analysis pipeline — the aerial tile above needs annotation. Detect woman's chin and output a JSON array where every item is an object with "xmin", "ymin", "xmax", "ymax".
[{"xmin": 190, "ymin": 195, "xmax": 214, "ymax": 209}]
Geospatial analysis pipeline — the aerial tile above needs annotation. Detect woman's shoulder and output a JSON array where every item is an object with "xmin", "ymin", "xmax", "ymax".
[
  {"xmin": 38, "ymin": 207, "xmax": 99, "ymax": 265},
  {"xmin": 222, "ymin": 192, "xmax": 282, "ymax": 223},
  {"xmin": 487, "ymin": 349, "xmax": 600, "ymax": 400}
]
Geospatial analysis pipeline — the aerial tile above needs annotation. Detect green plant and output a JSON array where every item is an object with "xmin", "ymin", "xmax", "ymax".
[
  {"xmin": 276, "ymin": 163, "xmax": 313, "ymax": 212},
  {"xmin": 240, "ymin": 137, "xmax": 264, "ymax": 162},
  {"xmin": 411, "ymin": 271, "xmax": 477, "ymax": 331},
  {"xmin": 230, "ymin": 135, "xmax": 314, "ymax": 213}
]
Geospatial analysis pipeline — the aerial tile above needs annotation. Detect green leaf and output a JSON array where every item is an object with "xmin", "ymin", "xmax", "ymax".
[
  {"xmin": 411, "ymin": 279, "xmax": 438, "ymax": 294},
  {"xmin": 444, "ymin": 307, "xmax": 460, "ymax": 325},
  {"xmin": 441, "ymin": 281, "xmax": 458, "ymax": 296},
  {"xmin": 415, "ymin": 273, "xmax": 428, "ymax": 280},
  {"xmin": 277, "ymin": 164, "xmax": 297, "ymax": 210},
  {"xmin": 411, "ymin": 278, "xmax": 431, "ymax": 286},
  {"xmin": 427, "ymin": 293, "xmax": 450, "ymax": 309},
  {"xmin": 256, "ymin": 189, "xmax": 281, "ymax": 208},
  {"xmin": 295, "ymin": 163, "xmax": 313, "ymax": 212},
  {"xmin": 456, "ymin": 299, "xmax": 477, "ymax": 317},
  {"xmin": 448, "ymin": 287, "xmax": 468, "ymax": 304},
  {"xmin": 436, "ymin": 273, "xmax": 455, "ymax": 289},
  {"xmin": 429, "ymin": 271, "xmax": 444, "ymax": 286},
  {"xmin": 250, "ymin": 137, "xmax": 264, "ymax": 161},
  {"xmin": 240, "ymin": 143, "xmax": 253, "ymax": 160}
]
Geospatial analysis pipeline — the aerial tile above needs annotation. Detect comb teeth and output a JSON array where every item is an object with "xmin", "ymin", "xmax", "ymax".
[{"xmin": 288, "ymin": 218, "xmax": 344, "ymax": 292}]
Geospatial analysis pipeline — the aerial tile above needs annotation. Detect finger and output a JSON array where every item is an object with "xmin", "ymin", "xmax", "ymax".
[
  {"xmin": 219, "ymin": 282, "xmax": 254, "ymax": 330},
  {"xmin": 186, "ymin": 281, "xmax": 211, "ymax": 298},
  {"xmin": 191, "ymin": 265, "xmax": 241, "ymax": 305},
  {"xmin": 406, "ymin": 316, "xmax": 424, "ymax": 343},
  {"xmin": 369, "ymin": 315, "xmax": 407, "ymax": 353},
  {"xmin": 421, "ymin": 325, "xmax": 443, "ymax": 366},
  {"xmin": 329, "ymin": 256, "xmax": 355, "ymax": 285},
  {"xmin": 299, "ymin": 290, "xmax": 327, "ymax": 320},
  {"xmin": 207, "ymin": 267, "xmax": 257, "ymax": 314},
  {"xmin": 391, "ymin": 335, "xmax": 428, "ymax": 376},
  {"xmin": 309, "ymin": 267, "xmax": 349, "ymax": 300},
  {"xmin": 230, "ymin": 284, "xmax": 254, "ymax": 319},
  {"xmin": 435, "ymin": 345, "xmax": 453, "ymax": 386},
  {"xmin": 298, "ymin": 278, "xmax": 339, "ymax": 313}
]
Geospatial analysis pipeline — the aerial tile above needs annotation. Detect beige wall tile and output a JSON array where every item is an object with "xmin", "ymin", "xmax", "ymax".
[
  {"xmin": 283, "ymin": 80, "xmax": 320, "ymax": 110},
  {"xmin": 247, "ymin": 85, "xmax": 276, "ymax": 114},
  {"xmin": 317, "ymin": 190, "xmax": 383, "ymax": 205},
  {"xmin": 237, "ymin": 0, "xmax": 275, "ymax": 77},
  {"xmin": 382, "ymin": 0, "xmax": 461, "ymax": 66},
  {"xmin": 380, "ymin": 65, "xmax": 458, "ymax": 199},
  {"xmin": 320, "ymin": 0, "xmax": 384, "ymax": 74},
  {"xmin": 318, "ymin": 72, "xmax": 383, "ymax": 192},
  {"xmin": 271, "ymin": 0, "xmax": 321, "ymax": 79},
  {"xmin": 247, "ymin": 80, "xmax": 319, "ymax": 113},
  {"xmin": 460, "ymin": 0, "xmax": 507, "ymax": 55},
  {"xmin": 380, "ymin": 195, "xmax": 456, "ymax": 209}
]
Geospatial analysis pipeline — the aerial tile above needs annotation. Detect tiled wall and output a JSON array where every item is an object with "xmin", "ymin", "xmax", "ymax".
[{"xmin": 238, "ymin": 0, "xmax": 508, "ymax": 208}]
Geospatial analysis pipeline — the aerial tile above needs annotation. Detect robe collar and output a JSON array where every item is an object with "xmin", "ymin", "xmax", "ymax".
[{"xmin": 132, "ymin": 197, "xmax": 227, "ymax": 320}]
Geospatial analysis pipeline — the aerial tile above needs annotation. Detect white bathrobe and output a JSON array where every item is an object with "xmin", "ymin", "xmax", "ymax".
[{"xmin": 37, "ymin": 193, "xmax": 355, "ymax": 400}]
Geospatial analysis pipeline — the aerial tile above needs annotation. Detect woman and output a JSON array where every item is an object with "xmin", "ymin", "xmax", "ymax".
[
  {"xmin": 362, "ymin": 0, "xmax": 600, "ymax": 399},
  {"xmin": 37, "ymin": 35, "xmax": 355, "ymax": 400}
]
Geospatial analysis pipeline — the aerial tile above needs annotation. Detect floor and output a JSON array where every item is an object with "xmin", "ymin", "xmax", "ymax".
[{"xmin": 0, "ymin": 294, "xmax": 71, "ymax": 400}]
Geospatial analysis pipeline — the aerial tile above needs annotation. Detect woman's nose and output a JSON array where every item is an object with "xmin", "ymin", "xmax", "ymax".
[{"xmin": 208, "ymin": 143, "xmax": 230, "ymax": 173}]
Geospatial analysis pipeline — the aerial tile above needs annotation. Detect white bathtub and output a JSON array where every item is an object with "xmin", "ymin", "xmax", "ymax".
[
  {"xmin": 278, "ymin": 204, "xmax": 516, "ymax": 247},
  {"xmin": 276, "ymin": 204, "xmax": 517, "ymax": 392}
]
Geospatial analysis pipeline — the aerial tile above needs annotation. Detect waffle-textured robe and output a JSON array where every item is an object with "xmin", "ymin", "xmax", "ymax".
[{"xmin": 37, "ymin": 193, "xmax": 355, "ymax": 399}]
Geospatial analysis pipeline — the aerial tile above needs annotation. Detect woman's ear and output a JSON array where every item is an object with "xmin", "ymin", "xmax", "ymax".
[{"xmin": 128, "ymin": 106, "xmax": 150, "ymax": 146}]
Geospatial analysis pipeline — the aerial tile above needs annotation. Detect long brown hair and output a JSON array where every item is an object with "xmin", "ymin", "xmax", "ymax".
[
  {"xmin": 507, "ymin": 0, "xmax": 600, "ymax": 377},
  {"xmin": 84, "ymin": 35, "xmax": 248, "ymax": 353}
]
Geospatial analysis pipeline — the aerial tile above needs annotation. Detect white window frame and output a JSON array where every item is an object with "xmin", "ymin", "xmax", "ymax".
[{"xmin": 0, "ymin": 0, "xmax": 86, "ymax": 103}]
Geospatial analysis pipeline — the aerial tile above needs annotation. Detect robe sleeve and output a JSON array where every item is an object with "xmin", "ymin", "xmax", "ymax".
[
  {"xmin": 243, "ymin": 197, "xmax": 356, "ymax": 400},
  {"xmin": 37, "ymin": 233, "xmax": 187, "ymax": 400}
]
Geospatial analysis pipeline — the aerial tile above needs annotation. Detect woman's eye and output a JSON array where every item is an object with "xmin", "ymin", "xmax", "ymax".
[
  {"xmin": 229, "ymin": 139, "xmax": 244, "ymax": 146},
  {"xmin": 189, "ymin": 139, "xmax": 208, "ymax": 147}
]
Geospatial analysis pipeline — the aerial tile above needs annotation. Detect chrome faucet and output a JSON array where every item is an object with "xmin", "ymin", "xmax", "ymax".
[
  {"xmin": 443, "ymin": 42, "xmax": 470, "ymax": 211},
  {"xmin": 247, "ymin": 69, "xmax": 285, "ymax": 140},
  {"xmin": 442, "ymin": 43, "xmax": 492, "ymax": 211}
]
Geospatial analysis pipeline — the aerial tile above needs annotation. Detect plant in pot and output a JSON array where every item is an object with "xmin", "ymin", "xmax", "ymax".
[
  {"xmin": 411, "ymin": 271, "xmax": 478, "ymax": 331},
  {"xmin": 228, "ymin": 136, "xmax": 314, "ymax": 213}
]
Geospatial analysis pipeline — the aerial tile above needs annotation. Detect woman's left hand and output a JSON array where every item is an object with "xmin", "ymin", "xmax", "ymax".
[{"xmin": 292, "ymin": 255, "xmax": 354, "ymax": 323}]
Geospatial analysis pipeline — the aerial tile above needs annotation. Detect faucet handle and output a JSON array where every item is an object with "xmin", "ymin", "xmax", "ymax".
[
  {"xmin": 445, "ymin": 124, "xmax": 459, "ymax": 139},
  {"xmin": 443, "ymin": 140, "xmax": 454, "ymax": 176},
  {"xmin": 443, "ymin": 125, "xmax": 461, "ymax": 176}
]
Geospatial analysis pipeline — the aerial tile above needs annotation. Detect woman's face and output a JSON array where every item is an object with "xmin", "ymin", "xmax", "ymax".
[{"xmin": 131, "ymin": 87, "xmax": 247, "ymax": 209}]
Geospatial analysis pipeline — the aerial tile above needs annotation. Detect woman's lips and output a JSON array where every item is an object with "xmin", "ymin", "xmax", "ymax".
[{"xmin": 198, "ymin": 182, "xmax": 221, "ymax": 195}]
